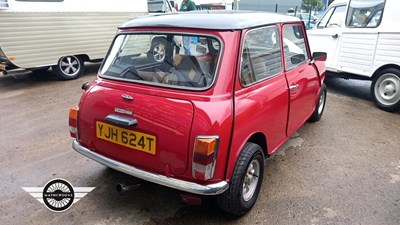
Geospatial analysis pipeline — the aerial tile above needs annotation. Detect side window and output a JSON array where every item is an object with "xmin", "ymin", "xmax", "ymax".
[
  {"xmin": 240, "ymin": 26, "xmax": 282, "ymax": 86},
  {"xmin": 283, "ymin": 25, "xmax": 308, "ymax": 71},
  {"xmin": 0, "ymin": 0, "xmax": 8, "ymax": 8},
  {"xmin": 346, "ymin": 0, "xmax": 385, "ymax": 28},
  {"xmin": 317, "ymin": 5, "xmax": 346, "ymax": 28}
]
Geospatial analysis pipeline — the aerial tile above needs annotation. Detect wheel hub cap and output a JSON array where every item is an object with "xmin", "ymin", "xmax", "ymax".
[
  {"xmin": 60, "ymin": 56, "xmax": 79, "ymax": 76},
  {"xmin": 153, "ymin": 45, "xmax": 166, "ymax": 62},
  {"xmin": 375, "ymin": 73, "xmax": 400, "ymax": 106},
  {"xmin": 242, "ymin": 159, "xmax": 260, "ymax": 202},
  {"xmin": 318, "ymin": 91, "xmax": 325, "ymax": 114}
]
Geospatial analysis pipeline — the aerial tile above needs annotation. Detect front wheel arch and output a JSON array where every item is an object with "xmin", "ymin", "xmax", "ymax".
[{"xmin": 308, "ymin": 84, "xmax": 327, "ymax": 122}]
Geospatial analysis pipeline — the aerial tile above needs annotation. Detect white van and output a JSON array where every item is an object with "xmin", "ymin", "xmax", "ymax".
[
  {"xmin": 0, "ymin": 0, "xmax": 174, "ymax": 80},
  {"xmin": 307, "ymin": 0, "xmax": 400, "ymax": 112}
]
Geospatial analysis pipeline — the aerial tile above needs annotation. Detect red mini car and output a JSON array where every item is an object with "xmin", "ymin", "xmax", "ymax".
[{"xmin": 69, "ymin": 11, "xmax": 327, "ymax": 216}]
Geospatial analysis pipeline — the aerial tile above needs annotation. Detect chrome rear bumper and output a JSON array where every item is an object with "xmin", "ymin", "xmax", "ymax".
[{"xmin": 72, "ymin": 140, "xmax": 229, "ymax": 195}]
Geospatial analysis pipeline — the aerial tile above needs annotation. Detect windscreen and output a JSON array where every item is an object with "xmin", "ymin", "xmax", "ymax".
[
  {"xmin": 147, "ymin": 0, "xmax": 172, "ymax": 13},
  {"xmin": 100, "ymin": 33, "xmax": 221, "ymax": 89},
  {"xmin": 346, "ymin": 0, "xmax": 385, "ymax": 28}
]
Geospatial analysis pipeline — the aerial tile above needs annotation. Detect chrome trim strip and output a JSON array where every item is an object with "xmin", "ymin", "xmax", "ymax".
[{"xmin": 72, "ymin": 140, "xmax": 229, "ymax": 195}]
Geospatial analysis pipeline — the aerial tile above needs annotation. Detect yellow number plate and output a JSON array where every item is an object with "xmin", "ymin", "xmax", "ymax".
[{"xmin": 96, "ymin": 121, "xmax": 156, "ymax": 155}]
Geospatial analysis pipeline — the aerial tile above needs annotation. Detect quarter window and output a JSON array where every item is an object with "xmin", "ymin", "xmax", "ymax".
[
  {"xmin": 283, "ymin": 25, "xmax": 308, "ymax": 71},
  {"xmin": 346, "ymin": 0, "xmax": 385, "ymax": 28},
  {"xmin": 240, "ymin": 26, "xmax": 282, "ymax": 86}
]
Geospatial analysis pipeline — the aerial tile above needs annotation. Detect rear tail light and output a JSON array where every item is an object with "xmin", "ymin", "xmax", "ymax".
[
  {"xmin": 192, "ymin": 136, "xmax": 219, "ymax": 181},
  {"xmin": 69, "ymin": 106, "xmax": 78, "ymax": 138}
]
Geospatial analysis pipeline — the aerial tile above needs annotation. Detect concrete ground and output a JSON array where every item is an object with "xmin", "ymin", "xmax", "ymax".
[{"xmin": 0, "ymin": 65, "xmax": 399, "ymax": 225}]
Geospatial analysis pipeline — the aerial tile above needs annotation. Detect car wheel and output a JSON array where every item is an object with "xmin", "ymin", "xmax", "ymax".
[
  {"xmin": 52, "ymin": 55, "xmax": 84, "ymax": 80},
  {"xmin": 371, "ymin": 68, "xmax": 400, "ymax": 112},
  {"xmin": 149, "ymin": 37, "xmax": 170, "ymax": 63},
  {"xmin": 308, "ymin": 84, "xmax": 327, "ymax": 122},
  {"xmin": 216, "ymin": 142, "xmax": 264, "ymax": 217}
]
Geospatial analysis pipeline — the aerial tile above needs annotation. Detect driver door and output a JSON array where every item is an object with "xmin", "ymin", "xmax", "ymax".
[{"xmin": 283, "ymin": 24, "xmax": 320, "ymax": 136}]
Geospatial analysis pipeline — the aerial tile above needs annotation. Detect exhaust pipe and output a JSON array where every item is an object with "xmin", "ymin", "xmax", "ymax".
[{"xmin": 116, "ymin": 182, "xmax": 141, "ymax": 192}]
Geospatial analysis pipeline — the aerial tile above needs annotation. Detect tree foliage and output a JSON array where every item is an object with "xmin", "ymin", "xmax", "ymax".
[{"xmin": 301, "ymin": 0, "xmax": 325, "ymax": 12}]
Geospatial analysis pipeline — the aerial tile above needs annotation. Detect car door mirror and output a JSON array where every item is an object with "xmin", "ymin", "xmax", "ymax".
[{"xmin": 312, "ymin": 52, "xmax": 327, "ymax": 62}]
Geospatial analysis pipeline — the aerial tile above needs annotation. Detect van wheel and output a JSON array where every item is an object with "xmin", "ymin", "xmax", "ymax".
[
  {"xmin": 308, "ymin": 84, "xmax": 327, "ymax": 122},
  {"xmin": 216, "ymin": 142, "xmax": 264, "ymax": 217},
  {"xmin": 371, "ymin": 68, "xmax": 400, "ymax": 112},
  {"xmin": 52, "ymin": 55, "xmax": 84, "ymax": 80}
]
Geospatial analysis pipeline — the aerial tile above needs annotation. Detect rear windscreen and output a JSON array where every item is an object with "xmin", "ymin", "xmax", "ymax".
[{"xmin": 100, "ymin": 33, "xmax": 222, "ymax": 90}]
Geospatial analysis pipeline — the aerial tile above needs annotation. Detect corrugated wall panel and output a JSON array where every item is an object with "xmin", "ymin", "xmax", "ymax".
[
  {"xmin": 337, "ymin": 33, "xmax": 377, "ymax": 76},
  {"xmin": 374, "ymin": 33, "xmax": 400, "ymax": 70},
  {"xmin": 0, "ymin": 11, "xmax": 145, "ymax": 68}
]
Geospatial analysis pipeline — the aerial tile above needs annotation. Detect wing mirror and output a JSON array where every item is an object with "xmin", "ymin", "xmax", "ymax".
[{"xmin": 311, "ymin": 52, "xmax": 327, "ymax": 63}]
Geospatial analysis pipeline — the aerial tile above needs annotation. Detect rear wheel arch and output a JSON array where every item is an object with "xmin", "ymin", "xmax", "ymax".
[
  {"xmin": 76, "ymin": 54, "xmax": 89, "ymax": 63},
  {"xmin": 225, "ymin": 132, "xmax": 268, "ymax": 180},
  {"xmin": 217, "ymin": 142, "xmax": 265, "ymax": 216}
]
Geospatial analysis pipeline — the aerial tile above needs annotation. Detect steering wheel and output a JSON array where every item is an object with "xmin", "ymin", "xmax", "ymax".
[{"xmin": 120, "ymin": 66, "xmax": 142, "ymax": 80}]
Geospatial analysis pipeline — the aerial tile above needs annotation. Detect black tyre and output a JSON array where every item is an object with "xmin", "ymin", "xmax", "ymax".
[
  {"xmin": 308, "ymin": 84, "xmax": 327, "ymax": 122},
  {"xmin": 52, "ymin": 55, "xmax": 84, "ymax": 80},
  {"xmin": 216, "ymin": 142, "xmax": 264, "ymax": 217},
  {"xmin": 371, "ymin": 68, "xmax": 400, "ymax": 112},
  {"xmin": 148, "ymin": 37, "xmax": 171, "ymax": 63}
]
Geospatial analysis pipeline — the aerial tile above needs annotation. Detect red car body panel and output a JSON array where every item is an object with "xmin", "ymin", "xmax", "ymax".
[
  {"xmin": 77, "ymin": 29, "xmax": 241, "ymax": 183},
  {"xmin": 78, "ymin": 83, "xmax": 194, "ymax": 175},
  {"xmin": 72, "ymin": 12, "xmax": 326, "ymax": 193}
]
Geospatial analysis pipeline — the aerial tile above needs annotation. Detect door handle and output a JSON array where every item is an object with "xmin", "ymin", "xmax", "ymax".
[
  {"xmin": 105, "ymin": 114, "xmax": 137, "ymax": 127},
  {"xmin": 289, "ymin": 84, "xmax": 299, "ymax": 91},
  {"xmin": 332, "ymin": 34, "xmax": 338, "ymax": 39}
]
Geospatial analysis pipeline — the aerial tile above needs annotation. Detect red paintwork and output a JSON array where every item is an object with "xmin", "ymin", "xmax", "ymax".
[
  {"xmin": 284, "ymin": 23, "xmax": 321, "ymax": 136},
  {"xmin": 75, "ymin": 22, "xmax": 325, "ymax": 186}
]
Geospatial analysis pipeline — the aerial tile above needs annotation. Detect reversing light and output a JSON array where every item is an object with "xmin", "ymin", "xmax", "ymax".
[
  {"xmin": 69, "ymin": 106, "xmax": 78, "ymax": 138},
  {"xmin": 192, "ymin": 136, "xmax": 219, "ymax": 181}
]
